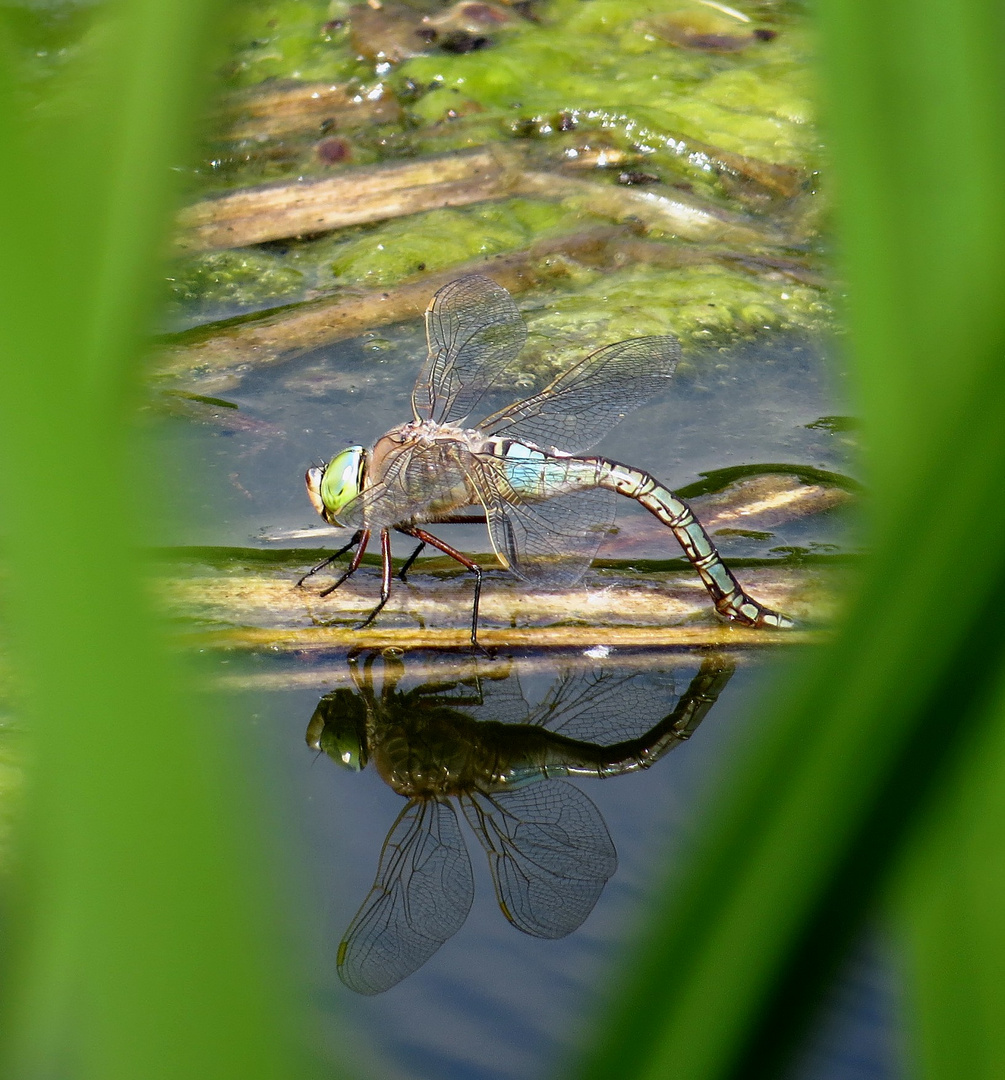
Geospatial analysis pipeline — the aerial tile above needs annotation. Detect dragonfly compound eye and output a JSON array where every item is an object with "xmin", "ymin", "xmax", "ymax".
[
  {"xmin": 317, "ymin": 446, "xmax": 366, "ymax": 525},
  {"xmin": 306, "ymin": 689, "xmax": 368, "ymax": 772}
]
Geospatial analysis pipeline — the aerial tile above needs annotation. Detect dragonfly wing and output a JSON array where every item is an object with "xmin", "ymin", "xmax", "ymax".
[
  {"xmin": 470, "ymin": 454, "xmax": 617, "ymax": 585},
  {"xmin": 524, "ymin": 668, "xmax": 682, "ymax": 744},
  {"xmin": 337, "ymin": 798, "xmax": 474, "ymax": 995},
  {"xmin": 461, "ymin": 782, "xmax": 617, "ymax": 939},
  {"xmin": 412, "ymin": 275, "xmax": 528, "ymax": 425},
  {"xmin": 481, "ymin": 335, "xmax": 680, "ymax": 454}
]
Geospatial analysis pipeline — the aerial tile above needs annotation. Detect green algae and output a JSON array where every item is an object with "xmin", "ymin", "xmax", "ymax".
[
  {"xmin": 327, "ymin": 198, "xmax": 599, "ymax": 286},
  {"xmin": 518, "ymin": 261, "xmax": 831, "ymax": 383},
  {"xmin": 166, "ymin": 199, "xmax": 601, "ymax": 309},
  {"xmin": 197, "ymin": 112, "xmax": 406, "ymax": 192},
  {"xmin": 219, "ymin": 0, "xmax": 368, "ymax": 89},
  {"xmin": 209, "ymin": 0, "xmax": 817, "ymax": 189},
  {"xmin": 400, "ymin": 0, "xmax": 817, "ymax": 170},
  {"xmin": 172, "ymin": 0, "xmax": 829, "ymax": 349},
  {"xmin": 166, "ymin": 250, "xmax": 306, "ymax": 310}
]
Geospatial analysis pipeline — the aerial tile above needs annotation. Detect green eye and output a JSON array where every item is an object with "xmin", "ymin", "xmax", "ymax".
[
  {"xmin": 317, "ymin": 446, "xmax": 365, "ymax": 524},
  {"xmin": 319, "ymin": 725, "xmax": 367, "ymax": 772},
  {"xmin": 306, "ymin": 689, "xmax": 368, "ymax": 772}
]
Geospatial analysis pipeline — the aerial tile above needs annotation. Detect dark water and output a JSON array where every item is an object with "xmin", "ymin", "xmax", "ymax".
[
  {"xmin": 150, "ymin": 321, "xmax": 853, "ymax": 561},
  {"xmin": 156, "ymin": 306, "xmax": 896, "ymax": 1078},
  {"xmin": 209, "ymin": 647, "xmax": 901, "ymax": 1080}
]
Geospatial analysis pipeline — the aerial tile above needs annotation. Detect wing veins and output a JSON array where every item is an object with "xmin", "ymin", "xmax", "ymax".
[{"xmin": 482, "ymin": 335, "xmax": 681, "ymax": 453}]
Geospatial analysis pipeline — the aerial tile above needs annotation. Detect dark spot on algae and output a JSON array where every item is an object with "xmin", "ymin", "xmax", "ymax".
[{"xmin": 316, "ymin": 135, "xmax": 353, "ymax": 164}]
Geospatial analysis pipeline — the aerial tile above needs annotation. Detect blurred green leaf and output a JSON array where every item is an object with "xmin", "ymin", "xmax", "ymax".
[
  {"xmin": 0, "ymin": 3, "xmax": 317, "ymax": 1078},
  {"xmin": 896, "ymin": 658, "xmax": 1005, "ymax": 1080},
  {"xmin": 571, "ymin": 1, "xmax": 1005, "ymax": 1078}
]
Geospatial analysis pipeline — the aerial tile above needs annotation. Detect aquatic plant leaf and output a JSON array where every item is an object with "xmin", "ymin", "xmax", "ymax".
[
  {"xmin": 896, "ymin": 661, "xmax": 1005, "ymax": 1080},
  {"xmin": 0, "ymin": 2, "xmax": 308, "ymax": 1078}
]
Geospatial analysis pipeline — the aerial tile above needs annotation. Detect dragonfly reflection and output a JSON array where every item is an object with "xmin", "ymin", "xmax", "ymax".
[{"xmin": 308, "ymin": 650, "xmax": 736, "ymax": 994}]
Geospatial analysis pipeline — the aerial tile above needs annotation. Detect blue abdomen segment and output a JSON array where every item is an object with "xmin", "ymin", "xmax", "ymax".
[
  {"xmin": 499, "ymin": 441, "xmax": 598, "ymax": 499},
  {"xmin": 502, "ymin": 442, "xmax": 550, "ymax": 494},
  {"xmin": 484, "ymin": 439, "xmax": 792, "ymax": 628}
]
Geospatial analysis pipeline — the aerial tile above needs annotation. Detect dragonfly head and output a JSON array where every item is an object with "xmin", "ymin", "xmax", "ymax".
[
  {"xmin": 305, "ymin": 689, "xmax": 368, "ymax": 772},
  {"xmin": 306, "ymin": 445, "xmax": 367, "ymax": 526}
]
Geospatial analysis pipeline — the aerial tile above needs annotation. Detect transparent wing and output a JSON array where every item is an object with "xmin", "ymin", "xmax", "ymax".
[
  {"xmin": 461, "ymin": 782, "xmax": 617, "ymax": 938},
  {"xmin": 466, "ymin": 675, "xmax": 536, "ymax": 727},
  {"xmin": 470, "ymin": 454, "xmax": 617, "ymax": 585},
  {"xmin": 412, "ymin": 275, "xmax": 528, "ymax": 425},
  {"xmin": 337, "ymin": 798, "xmax": 474, "ymax": 995},
  {"xmin": 339, "ymin": 442, "xmax": 477, "ymax": 530},
  {"xmin": 481, "ymin": 335, "xmax": 681, "ymax": 454},
  {"xmin": 532, "ymin": 656, "xmax": 737, "ymax": 747},
  {"xmin": 526, "ymin": 668, "xmax": 681, "ymax": 744}
]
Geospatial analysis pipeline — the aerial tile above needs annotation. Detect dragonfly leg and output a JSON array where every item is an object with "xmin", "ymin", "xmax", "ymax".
[
  {"xmin": 398, "ymin": 526, "xmax": 485, "ymax": 647},
  {"xmin": 319, "ymin": 529, "xmax": 371, "ymax": 598},
  {"xmin": 355, "ymin": 529, "xmax": 394, "ymax": 630},
  {"xmin": 296, "ymin": 530, "xmax": 363, "ymax": 587},
  {"xmin": 395, "ymin": 514, "xmax": 488, "ymax": 583},
  {"xmin": 397, "ymin": 541, "xmax": 426, "ymax": 583}
]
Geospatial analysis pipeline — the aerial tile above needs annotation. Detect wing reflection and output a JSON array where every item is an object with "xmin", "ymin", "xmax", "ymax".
[
  {"xmin": 337, "ymin": 799, "xmax": 473, "ymax": 996},
  {"xmin": 307, "ymin": 651, "xmax": 736, "ymax": 994}
]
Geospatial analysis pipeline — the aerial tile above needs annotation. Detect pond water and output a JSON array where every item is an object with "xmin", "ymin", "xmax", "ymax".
[
  {"xmin": 207, "ymin": 646, "xmax": 901, "ymax": 1080},
  {"xmin": 154, "ymin": 298, "xmax": 897, "ymax": 1078}
]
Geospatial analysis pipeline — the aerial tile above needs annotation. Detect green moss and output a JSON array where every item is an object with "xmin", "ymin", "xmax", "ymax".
[
  {"xmin": 180, "ymin": 0, "xmax": 829, "ymax": 346},
  {"xmin": 219, "ymin": 0, "xmax": 367, "ymax": 88},
  {"xmin": 399, "ymin": 0, "xmax": 817, "ymax": 170},
  {"xmin": 328, "ymin": 198, "xmax": 596, "ymax": 287},
  {"xmin": 204, "ymin": 0, "xmax": 819, "ymax": 205},
  {"xmin": 517, "ymin": 262, "xmax": 832, "ymax": 382},
  {"xmin": 166, "ymin": 251, "xmax": 305, "ymax": 308}
]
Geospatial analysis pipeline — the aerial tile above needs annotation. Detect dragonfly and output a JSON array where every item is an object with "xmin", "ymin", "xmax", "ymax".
[
  {"xmin": 302, "ymin": 274, "xmax": 792, "ymax": 642},
  {"xmin": 309, "ymin": 649, "xmax": 736, "ymax": 994}
]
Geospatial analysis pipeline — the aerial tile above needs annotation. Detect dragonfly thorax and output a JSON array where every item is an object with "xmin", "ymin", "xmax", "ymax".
[{"xmin": 384, "ymin": 418, "xmax": 480, "ymax": 445}]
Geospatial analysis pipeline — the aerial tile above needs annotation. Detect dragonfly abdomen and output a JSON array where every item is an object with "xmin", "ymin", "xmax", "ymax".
[
  {"xmin": 486, "ymin": 438, "xmax": 603, "ymax": 500},
  {"xmin": 589, "ymin": 458, "xmax": 793, "ymax": 629}
]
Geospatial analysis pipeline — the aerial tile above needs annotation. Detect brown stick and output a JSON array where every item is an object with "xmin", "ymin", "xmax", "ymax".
[
  {"xmin": 513, "ymin": 171, "xmax": 786, "ymax": 246},
  {"xmin": 175, "ymin": 147, "xmax": 521, "ymax": 253},
  {"xmin": 214, "ymin": 80, "xmax": 403, "ymax": 142},
  {"xmin": 176, "ymin": 145, "xmax": 789, "ymax": 255},
  {"xmin": 181, "ymin": 624, "xmax": 822, "ymax": 653}
]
